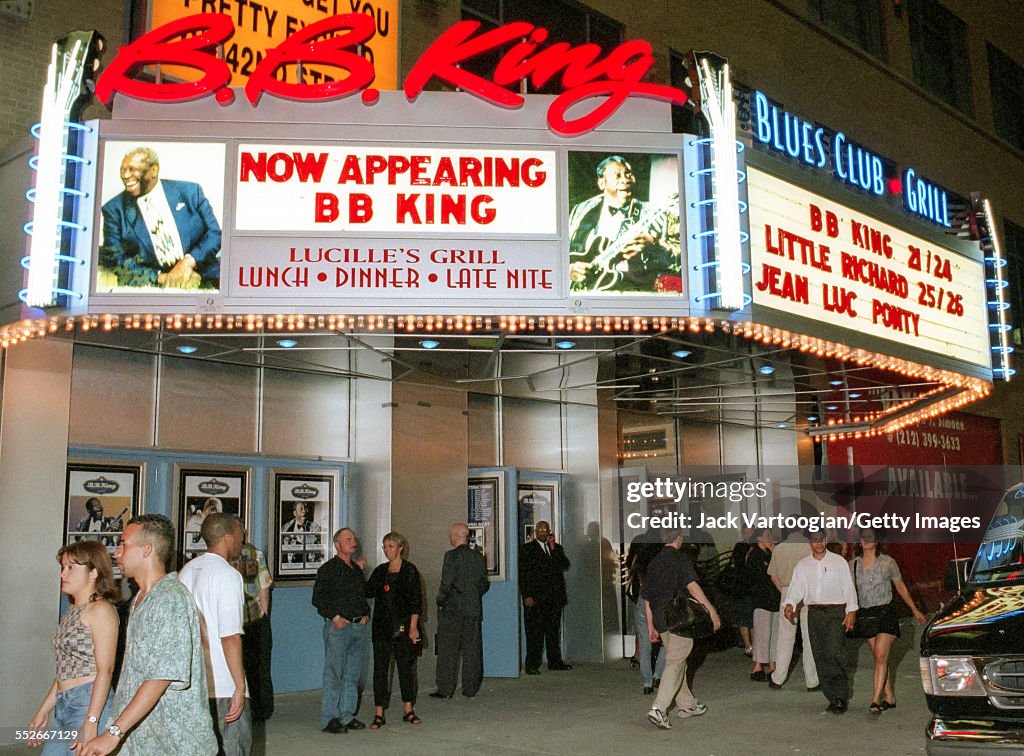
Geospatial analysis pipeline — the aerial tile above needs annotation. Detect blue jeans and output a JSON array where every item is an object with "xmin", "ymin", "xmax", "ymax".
[
  {"xmin": 42, "ymin": 682, "xmax": 111, "ymax": 756},
  {"xmin": 632, "ymin": 599, "xmax": 665, "ymax": 686},
  {"xmin": 320, "ymin": 619, "xmax": 368, "ymax": 727}
]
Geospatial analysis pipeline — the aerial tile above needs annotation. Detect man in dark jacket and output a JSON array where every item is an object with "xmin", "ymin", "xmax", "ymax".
[
  {"xmin": 519, "ymin": 520, "xmax": 572, "ymax": 674},
  {"xmin": 431, "ymin": 523, "xmax": 490, "ymax": 698}
]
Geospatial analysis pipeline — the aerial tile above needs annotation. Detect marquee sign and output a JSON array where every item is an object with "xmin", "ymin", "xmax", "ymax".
[
  {"xmin": 91, "ymin": 118, "xmax": 686, "ymax": 306},
  {"xmin": 750, "ymin": 90, "xmax": 953, "ymax": 228},
  {"xmin": 747, "ymin": 168, "xmax": 989, "ymax": 368},
  {"xmin": 94, "ymin": 13, "xmax": 687, "ymax": 136},
  {"xmin": 14, "ymin": 16, "xmax": 1000, "ymax": 390},
  {"xmin": 234, "ymin": 146, "xmax": 557, "ymax": 234}
]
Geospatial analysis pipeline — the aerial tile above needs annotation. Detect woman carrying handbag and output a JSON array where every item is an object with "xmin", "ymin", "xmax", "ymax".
[{"xmin": 849, "ymin": 527, "xmax": 926, "ymax": 715}]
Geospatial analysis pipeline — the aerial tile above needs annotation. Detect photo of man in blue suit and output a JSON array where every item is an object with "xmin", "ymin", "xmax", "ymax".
[{"xmin": 99, "ymin": 146, "xmax": 222, "ymax": 290}]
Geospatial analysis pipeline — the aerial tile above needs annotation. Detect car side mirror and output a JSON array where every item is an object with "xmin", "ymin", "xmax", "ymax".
[{"xmin": 944, "ymin": 557, "xmax": 971, "ymax": 592}]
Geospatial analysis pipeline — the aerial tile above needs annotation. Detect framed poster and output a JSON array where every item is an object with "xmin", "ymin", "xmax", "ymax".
[
  {"xmin": 177, "ymin": 467, "xmax": 248, "ymax": 564},
  {"xmin": 273, "ymin": 472, "xmax": 334, "ymax": 581},
  {"xmin": 517, "ymin": 481, "xmax": 558, "ymax": 545},
  {"xmin": 566, "ymin": 150, "xmax": 682, "ymax": 296},
  {"xmin": 95, "ymin": 140, "xmax": 226, "ymax": 294},
  {"xmin": 467, "ymin": 526, "xmax": 486, "ymax": 555},
  {"xmin": 65, "ymin": 463, "xmax": 141, "ymax": 574},
  {"xmin": 468, "ymin": 475, "xmax": 505, "ymax": 580}
]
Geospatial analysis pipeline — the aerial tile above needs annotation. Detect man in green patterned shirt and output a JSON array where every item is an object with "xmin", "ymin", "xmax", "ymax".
[{"xmin": 80, "ymin": 514, "xmax": 217, "ymax": 756}]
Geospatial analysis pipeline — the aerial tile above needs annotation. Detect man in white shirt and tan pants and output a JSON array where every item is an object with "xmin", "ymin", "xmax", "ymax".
[
  {"xmin": 782, "ymin": 529, "xmax": 857, "ymax": 714},
  {"xmin": 768, "ymin": 529, "xmax": 817, "ymax": 690}
]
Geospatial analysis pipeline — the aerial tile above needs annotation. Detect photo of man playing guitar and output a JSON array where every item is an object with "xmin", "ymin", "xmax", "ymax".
[{"xmin": 568, "ymin": 154, "xmax": 681, "ymax": 294}]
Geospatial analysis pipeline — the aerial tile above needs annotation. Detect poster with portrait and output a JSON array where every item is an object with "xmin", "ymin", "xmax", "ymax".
[
  {"xmin": 518, "ymin": 481, "xmax": 558, "ymax": 545},
  {"xmin": 177, "ymin": 468, "xmax": 248, "ymax": 564},
  {"xmin": 274, "ymin": 473, "xmax": 333, "ymax": 581},
  {"xmin": 65, "ymin": 463, "xmax": 141, "ymax": 575},
  {"xmin": 468, "ymin": 475, "xmax": 504, "ymax": 580},
  {"xmin": 566, "ymin": 151, "xmax": 682, "ymax": 295},
  {"xmin": 467, "ymin": 526, "xmax": 486, "ymax": 555},
  {"xmin": 94, "ymin": 140, "xmax": 226, "ymax": 294}
]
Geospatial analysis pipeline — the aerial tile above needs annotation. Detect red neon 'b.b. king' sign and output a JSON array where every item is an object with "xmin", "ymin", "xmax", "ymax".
[{"xmin": 95, "ymin": 13, "xmax": 687, "ymax": 135}]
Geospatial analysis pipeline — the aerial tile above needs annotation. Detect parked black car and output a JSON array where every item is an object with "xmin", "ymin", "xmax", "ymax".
[{"xmin": 921, "ymin": 482, "xmax": 1024, "ymax": 754}]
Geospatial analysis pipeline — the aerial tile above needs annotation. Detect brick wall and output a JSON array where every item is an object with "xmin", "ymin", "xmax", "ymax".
[{"xmin": 0, "ymin": 0, "xmax": 125, "ymax": 148}]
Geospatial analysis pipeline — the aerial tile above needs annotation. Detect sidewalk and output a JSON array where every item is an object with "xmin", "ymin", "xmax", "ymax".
[{"xmin": 3, "ymin": 622, "xmax": 929, "ymax": 754}]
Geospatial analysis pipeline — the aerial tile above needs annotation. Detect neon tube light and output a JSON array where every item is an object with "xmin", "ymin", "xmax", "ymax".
[
  {"xmin": 983, "ymin": 199, "xmax": 1014, "ymax": 380},
  {"xmin": 697, "ymin": 59, "xmax": 745, "ymax": 310}
]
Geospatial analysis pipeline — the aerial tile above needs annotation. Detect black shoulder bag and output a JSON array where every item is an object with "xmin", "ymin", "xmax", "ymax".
[{"xmin": 664, "ymin": 592, "xmax": 714, "ymax": 640}]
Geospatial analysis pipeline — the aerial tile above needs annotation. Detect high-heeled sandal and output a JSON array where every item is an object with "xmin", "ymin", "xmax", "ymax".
[
  {"xmin": 370, "ymin": 715, "xmax": 386, "ymax": 730},
  {"xmin": 403, "ymin": 710, "xmax": 422, "ymax": 725},
  {"xmin": 869, "ymin": 702, "xmax": 884, "ymax": 715}
]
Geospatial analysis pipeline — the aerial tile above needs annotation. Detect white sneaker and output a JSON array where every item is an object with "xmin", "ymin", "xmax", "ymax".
[
  {"xmin": 647, "ymin": 707, "xmax": 672, "ymax": 729},
  {"xmin": 677, "ymin": 702, "xmax": 708, "ymax": 718}
]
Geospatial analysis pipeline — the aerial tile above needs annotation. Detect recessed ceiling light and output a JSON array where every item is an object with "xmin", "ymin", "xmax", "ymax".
[
  {"xmin": 672, "ymin": 350, "xmax": 691, "ymax": 359},
  {"xmin": 759, "ymin": 364, "xmax": 775, "ymax": 375},
  {"xmin": 555, "ymin": 340, "xmax": 575, "ymax": 349},
  {"xmin": 807, "ymin": 415, "xmax": 819, "ymax": 422},
  {"xmin": 825, "ymin": 404, "xmax": 839, "ymax": 411},
  {"xmin": 776, "ymin": 423, "xmax": 787, "ymax": 428},
  {"xmin": 829, "ymin": 379, "xmax": 844, "ymax": 386},
  {"xmin": 848, "ymin": 392, "xmax": 861, "ymax": 398},
  {"xmin": 177, "ymin": 345, "xmax": 197, "ymax": 354},
  {"xmin": 419, "ymin": 339, "xmax": 440, "ymax": 349},
  {"xmin": 277, "ymin": 339, "xmax": 297, "ymax": 348}
]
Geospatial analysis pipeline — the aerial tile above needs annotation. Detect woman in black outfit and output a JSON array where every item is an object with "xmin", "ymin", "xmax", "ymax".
[
  {"xmin": 746, "ymin": 528, "xmax": 780, "ymax": 682},
  {"xmin": 366, "ymin": 531, "xmax": 424, "ymax": 728}
]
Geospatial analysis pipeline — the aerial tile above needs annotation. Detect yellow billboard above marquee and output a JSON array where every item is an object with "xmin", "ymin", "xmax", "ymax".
[{"xmin": 147, "ymin": 0, "xmax": 399, "ymax": 90}]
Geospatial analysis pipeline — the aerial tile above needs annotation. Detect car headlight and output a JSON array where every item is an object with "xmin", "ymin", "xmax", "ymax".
[{"xmin": 926, "ymin": 656, "xmax": 986, "ymax": 696}]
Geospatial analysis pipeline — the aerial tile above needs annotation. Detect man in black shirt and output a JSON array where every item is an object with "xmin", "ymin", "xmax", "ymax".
[
  {"xmin": 312, "ymin": 528, "xmax": 370, "ymax": 734},
  {"xmin": 642, "ymin": 529, "xmax": 721, "ymax": 729}
]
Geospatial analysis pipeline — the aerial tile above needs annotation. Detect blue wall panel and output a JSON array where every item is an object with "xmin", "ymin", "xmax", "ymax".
[{"xmin": 68, "ymin": 447, "xmax": 349, "ymax": 694}]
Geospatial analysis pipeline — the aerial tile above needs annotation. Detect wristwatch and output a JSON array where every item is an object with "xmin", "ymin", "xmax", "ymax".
[
  {"xmin": 87, "ymin": 715, "xmax": 99, "ymax": 724},
  {"xmin": 107, "ymin": 724, "xmax": 123, "ymax": 739}
]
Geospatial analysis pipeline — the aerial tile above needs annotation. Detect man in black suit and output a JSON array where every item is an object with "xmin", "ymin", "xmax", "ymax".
[
  {"xmin": 519, "ymin": 520, "xmax": 572, "ymax": 674},
  {"xmin": 431, "ymin": 523, "xmax": 490, "ymax": 699}
]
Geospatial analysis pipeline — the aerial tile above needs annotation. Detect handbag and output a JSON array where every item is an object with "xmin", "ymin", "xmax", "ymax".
[
  {"xmin": 664, "ymin": 593, "xmax": 715, "ymax": 640},
  {"xmin": 850, "ymin": 604, "xmax": 888, "ymax": 639}
]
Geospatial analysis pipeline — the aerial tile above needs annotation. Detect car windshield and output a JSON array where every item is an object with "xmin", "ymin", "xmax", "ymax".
[{"xmin": 970, "ymin": 486, "xmax": 1024, "ymax": 585}]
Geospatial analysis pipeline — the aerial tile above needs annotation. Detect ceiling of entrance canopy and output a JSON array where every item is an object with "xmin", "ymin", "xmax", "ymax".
[{"xmin": 58, "ymin": 324, "xmax": 950, "ymax": 434}]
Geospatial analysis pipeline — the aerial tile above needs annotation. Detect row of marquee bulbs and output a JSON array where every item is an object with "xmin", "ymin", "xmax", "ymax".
[{"xmin": 0, "ymin": 313, "xmax": 990, "ymax": 441}]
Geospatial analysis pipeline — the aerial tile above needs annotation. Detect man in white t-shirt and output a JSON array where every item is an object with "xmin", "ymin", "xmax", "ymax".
[{"xmin": 179, "ymin": 513, "xmax": 251, "ymax": 755}]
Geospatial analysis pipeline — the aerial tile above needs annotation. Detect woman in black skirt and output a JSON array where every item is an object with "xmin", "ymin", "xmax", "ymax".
[
  {"xmin": 850, "ymin": 528, "xmax": 926, "ymax": 714},
  {"xmin": 366, "ymin": 531, "xmax": 424, "ymax": 728}
]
